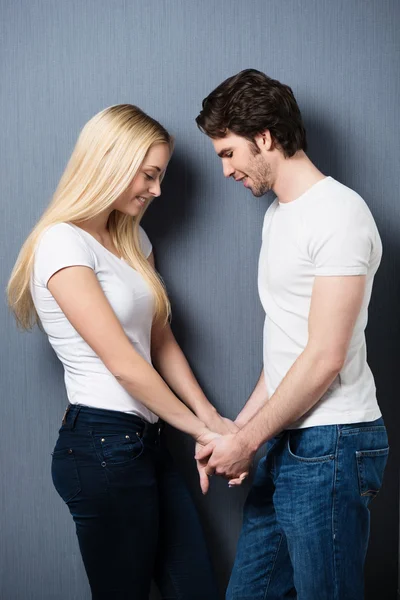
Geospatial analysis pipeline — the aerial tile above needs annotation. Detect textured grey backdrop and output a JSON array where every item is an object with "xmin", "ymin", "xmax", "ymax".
[{"xmin": 1, "ymin": 1, "xmax": 399, "ymax": 598}]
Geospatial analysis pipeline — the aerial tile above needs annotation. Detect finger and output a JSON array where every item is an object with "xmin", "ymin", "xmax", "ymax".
[
  {"xmin": 204, "ymin": 465, "xmax": 216, "ymax": 478},
  {"xmin": 198, "ymin": 467, "xmax": 210, "ymax": 495},
  {"xmin": 228, "ymin": 471, "xmax": 249, "ymax": 486},
  {"xmin": 228, "ymin": 478, "xmax": 242, "ymax": 486},
  {"xmin": 195, "ymin": 443, "xmax": 214, "ymax": 460},
  {"xmin": 195, "ymin": 442, "xmax": 215, "ymax": 460}
]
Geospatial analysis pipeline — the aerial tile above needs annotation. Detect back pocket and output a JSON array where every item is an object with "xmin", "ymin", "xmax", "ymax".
[
  {"xmin": 51, "ymin": 448, "xmax": 81, "ymax": 503},
  {"xmin": 356, "ymin": 447, "xmax": 389, "ymax": 499}
]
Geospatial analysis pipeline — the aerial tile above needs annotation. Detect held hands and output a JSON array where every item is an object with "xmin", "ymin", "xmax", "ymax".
[
  {"xmin": 195, "ymin": 413, "xmax": 253, "ymax": 494},
  {"xmin": 195, "ymin": 429, "xmax": 221, "ymax": 495}
]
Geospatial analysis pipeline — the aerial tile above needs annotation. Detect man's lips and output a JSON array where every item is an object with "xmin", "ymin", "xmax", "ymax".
[{"xmin": 234, "ymin": 176, "xmax": 250, "ymax": 187}]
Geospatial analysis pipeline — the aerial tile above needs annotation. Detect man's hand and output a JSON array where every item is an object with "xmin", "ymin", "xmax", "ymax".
[{"xmin": 195, "ymin": 433, "xmax": 254, "ymax": 482}]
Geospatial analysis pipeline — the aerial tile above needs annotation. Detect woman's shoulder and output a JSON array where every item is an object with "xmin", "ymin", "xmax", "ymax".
[
  {"xmin": 34, "ymin": 223, "xmax": 95, "ymax": 287},
  {"xmin": 137, "ymin": 224, "xmax": 152, "ymax": 258},
  {"xmin": 38, "ymin": 222, "xmax": 85, "ymax": 246}
]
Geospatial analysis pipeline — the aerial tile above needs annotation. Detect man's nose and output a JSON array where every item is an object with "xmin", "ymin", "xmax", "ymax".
[{"xmin": 222, "ymin": 161, "xmax": 235, "ymax": 179}]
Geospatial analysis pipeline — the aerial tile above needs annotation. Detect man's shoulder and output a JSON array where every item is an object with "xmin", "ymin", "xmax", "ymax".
[
  {"xmin": 263, "ymin": 197, "xmax": 279, "ymax": 218},
  {"xmin": 306, "ymin": 177, "xmax": 373, "ymax": 224}
]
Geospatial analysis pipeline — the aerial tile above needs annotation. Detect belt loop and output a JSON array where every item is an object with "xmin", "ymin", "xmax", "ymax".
[
  {"xmin": 62, "ymin": 405, "xmax": 82, "ymax": 430},
  {"xmin": 61, "ymin": 404, "xmax": 70, "ymax": 426},
  {"xmin": 141, "ymin": 420, "xmax": 149, "ymax": 438},
  {"xmin": 70, "ymin": 405, "xmax": 82, "ymax": 430}
]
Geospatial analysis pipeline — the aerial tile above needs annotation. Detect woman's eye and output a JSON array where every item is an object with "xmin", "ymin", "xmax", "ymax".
[
  {"xmin": 144, "ymin": 173, "xmax": 154, "ymax": 181},
  {"xmin": 226, "ymin": 152, "xmax": 233, "ymax": 158}
]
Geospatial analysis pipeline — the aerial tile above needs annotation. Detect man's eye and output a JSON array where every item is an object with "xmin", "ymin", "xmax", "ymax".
[{"xmin": 144, "ymin": 173, "xmax": 154, "ymax": 181}]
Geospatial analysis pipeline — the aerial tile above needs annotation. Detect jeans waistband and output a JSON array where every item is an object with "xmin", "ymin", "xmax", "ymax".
[{"xmin": 61, "ymin": 404, "xmax": 164, "ymax": 440}]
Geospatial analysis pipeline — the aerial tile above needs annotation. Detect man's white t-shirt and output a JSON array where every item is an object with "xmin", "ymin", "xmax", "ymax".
[
  {"xmin": 258, "ymin": 176, "xmax": 382, "ymax": 428},
  {"xmin": 31, "ymin": 222, "xmax": 159, "ymax": 423}
]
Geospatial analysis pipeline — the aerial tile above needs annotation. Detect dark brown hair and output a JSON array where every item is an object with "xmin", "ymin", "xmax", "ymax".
[{"xmin": 196, "ymin": 69, "xmax": 307, "ymax": 158}]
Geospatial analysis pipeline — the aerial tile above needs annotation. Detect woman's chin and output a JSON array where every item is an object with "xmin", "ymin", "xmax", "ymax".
[{"xmin": 116, "ymin": 205, "xmax": 143, "ymax": 217}]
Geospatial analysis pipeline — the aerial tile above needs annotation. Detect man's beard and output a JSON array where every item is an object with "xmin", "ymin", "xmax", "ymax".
[{"xmin": 247, "ymin": 154, "xmax": 272, "ymax": 197}]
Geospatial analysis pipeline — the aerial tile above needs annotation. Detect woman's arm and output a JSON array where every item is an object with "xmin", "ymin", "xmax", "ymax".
[
  {"xmin": 149, "ymin": 253, "xmax": 237, "ymax": 437},
  {"xmin": 47, "ymin": 265, "xmax": 214, "ymax": 444},
  {"xmin": 151, "ymin": 318, "xmax": 237, "ymax": 434}
]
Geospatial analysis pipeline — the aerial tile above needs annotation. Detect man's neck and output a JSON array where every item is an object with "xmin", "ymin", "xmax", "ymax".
[{"xmin": 272, "ymin": 152, "xmax": 326, "ymax": 204}]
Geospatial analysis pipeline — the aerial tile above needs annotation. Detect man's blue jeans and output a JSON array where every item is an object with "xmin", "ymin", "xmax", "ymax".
[{"xmin": 227, "ymin": 418, "xmax": 389, "ymax": 600}]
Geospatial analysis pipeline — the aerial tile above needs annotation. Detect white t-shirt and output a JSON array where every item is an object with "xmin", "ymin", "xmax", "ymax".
[
  {"xmin": 258, "ymin": 176, "xmax": 382, "ymax": 428},
  {"xmin": 31, "ymin": 222, "xmax": 159, "ymax": 423}
]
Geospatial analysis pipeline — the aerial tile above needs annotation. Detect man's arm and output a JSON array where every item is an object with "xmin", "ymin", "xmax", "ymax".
[
  {"xmin": 234, "ymin": 370, "xmax": 268, "ymax": 428},
  {"xmin": 197, "ymin": 275, "xmax": 366, "ymax": 480},
  {"xmin": 148, "ymin": 252, "xmax": 237, "ymax": 436}
]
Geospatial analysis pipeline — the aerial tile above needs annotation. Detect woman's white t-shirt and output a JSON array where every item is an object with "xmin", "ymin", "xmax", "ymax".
[{"xmin": 31, "ymin": 222, "xmax": 159, "ymax": 423}]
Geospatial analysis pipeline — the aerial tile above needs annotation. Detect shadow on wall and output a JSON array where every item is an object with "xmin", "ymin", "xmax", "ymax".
[
  {"xmin": 306, "ymin": 109, "xmax": 400, "ymax": 599},
  {"xmin": 143, "ymin": 150, "xmax": 200, "ymax": 243}
]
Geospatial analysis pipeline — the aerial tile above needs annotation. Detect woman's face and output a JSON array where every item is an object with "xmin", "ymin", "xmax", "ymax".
[{"xmin": 113, "ymin": 143, "xmax": 171, "ymax": 216}]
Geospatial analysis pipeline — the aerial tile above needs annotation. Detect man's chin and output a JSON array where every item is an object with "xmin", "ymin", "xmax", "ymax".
[
  {"xmin": 250, "ymin": 188, "xmax": 265, "ymax": 198},
  {"xmin": 251, "ymin": 184, "xmax": 270, "ymax": 198}
]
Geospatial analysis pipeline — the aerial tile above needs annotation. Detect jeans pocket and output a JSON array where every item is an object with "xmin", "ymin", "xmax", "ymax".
[
  {"xmin": 51, "ymin": 448, "xmax": 81, "ymax": 503},
  {"xmin": 356, "ymin": 447, "xmax": 389, "ymax": 499},
  {"xmin": 287, "ymin": 429, "xmax": 336, "ymax": 463},
  {"xmin": 94, "ymin": 432, "xmax": 144, "ymax": 466}
]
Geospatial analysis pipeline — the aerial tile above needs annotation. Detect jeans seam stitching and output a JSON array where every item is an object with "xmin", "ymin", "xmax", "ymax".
[
  {"xmin": 332, "ymin": 427, "xmax": 340, "ymax": 600},
  {"xmin": 159, "ymin": 563, "xmax": 184, "ymax": 600},
  {"xmin": 263, "ymin": 533, "xmax": 284, "ymax": 600}
]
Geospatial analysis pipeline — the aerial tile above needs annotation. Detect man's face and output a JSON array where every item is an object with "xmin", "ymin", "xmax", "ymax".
[{"xmin": 212, "ymin": 132, "xmax": 273, "ymax": 197}]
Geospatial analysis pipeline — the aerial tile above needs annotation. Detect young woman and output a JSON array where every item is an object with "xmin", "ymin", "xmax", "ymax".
[{"xmin": 7, "ymin": 104, "xmax": 236, "ymax": 599}]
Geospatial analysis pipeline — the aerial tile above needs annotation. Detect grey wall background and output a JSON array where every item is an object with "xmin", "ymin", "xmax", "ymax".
[{"xmin": 1, "ymin": 1, "xmax": 399, "ymax": 598}]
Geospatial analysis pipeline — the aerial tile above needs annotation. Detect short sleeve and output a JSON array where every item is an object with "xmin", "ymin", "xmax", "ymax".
[
  {"xmin": 306, "ymin": 199, "xmax": 373, "ymax": 277},
  {"xmin": 34, "ymin": 223, "xmax": 95, "ymax": 287},
  {"xmin": 138, "ymin": 225, "xmax": 152, "ymax": 258}
]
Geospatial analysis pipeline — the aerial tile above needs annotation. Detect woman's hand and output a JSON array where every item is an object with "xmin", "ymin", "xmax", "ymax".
[
  {"xmin": 201, "ymin": 409, "xmax": 240, "ymax": 436},
  {"xmin": 194, "ymin": 429, "xmax": 220, "ymax": 495}
]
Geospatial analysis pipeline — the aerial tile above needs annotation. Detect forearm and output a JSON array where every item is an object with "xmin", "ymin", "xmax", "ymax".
[
  {"xmin": 114, "ymin": 354, "xmax": 209, "ymax": 441},
  {"xmin": 151, "ymin": 325, "xmax": 217, "ymax": 423},
  {"xmin": 234, "ymin": 369, "xmax": 268, "ymax": 428},
  {"xmin": 238, "ymin": 348, "xmax": 342, "ymax": 452}
]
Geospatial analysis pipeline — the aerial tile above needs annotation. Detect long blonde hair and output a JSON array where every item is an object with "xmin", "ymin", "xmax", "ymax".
[{"xmin": 7, "ymin": 104, "xmax": 173, "ymax": 329}]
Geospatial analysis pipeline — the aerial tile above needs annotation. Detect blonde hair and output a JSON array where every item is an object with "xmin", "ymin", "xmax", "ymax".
[{"xmin": 7, "ymin": 104, "xmax": 173, "ymax": 329}]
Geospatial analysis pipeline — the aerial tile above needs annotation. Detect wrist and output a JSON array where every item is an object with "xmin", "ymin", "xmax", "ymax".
[
  {"xmin": 234, "ymin": 415, "xmax": 246, "ymax": 429},
  {"xmin": 193, "ymin": 424, "xmax": 212, "ymax": 444},
  {"xmin": 196, "ymin": 403, "xmax": 218, "ymax": 427},
  {"xmin": 236, "ymin": 427, "xmax": 259, "ymax": 456}
]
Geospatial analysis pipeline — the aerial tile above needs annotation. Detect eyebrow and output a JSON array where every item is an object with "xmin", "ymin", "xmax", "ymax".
[
  {"xmin": 217, "ymin": 148, "xmax": 232, "ymax": 158},
  {"xmin": 145, "ymin": 165, "xmax": 161, "ymax": 172}
]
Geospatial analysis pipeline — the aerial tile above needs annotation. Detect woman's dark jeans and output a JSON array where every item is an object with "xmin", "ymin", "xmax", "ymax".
[{"xmin": 51, "ymin": 404, "xmax": 219, "ymax": 600}]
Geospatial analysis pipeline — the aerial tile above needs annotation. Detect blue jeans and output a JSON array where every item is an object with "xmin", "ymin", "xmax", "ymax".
[
  {"xmin": 51, "ymin": 404, "xmax": 219, "ymax": 600},
  {"xmin": 227, "ymin": 418, "xmax": 389, "ymax": 600}
]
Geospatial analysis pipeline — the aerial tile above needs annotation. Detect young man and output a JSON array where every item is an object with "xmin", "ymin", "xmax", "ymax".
[{"xmin": 195, "ymin": 69, "xmax": 389, "ymax": 600}]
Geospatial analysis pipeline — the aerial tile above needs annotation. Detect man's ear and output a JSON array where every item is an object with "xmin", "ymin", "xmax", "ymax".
[{"xmin": 254, "ymin": 130, "xmax": 273, "ymax": 152}]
